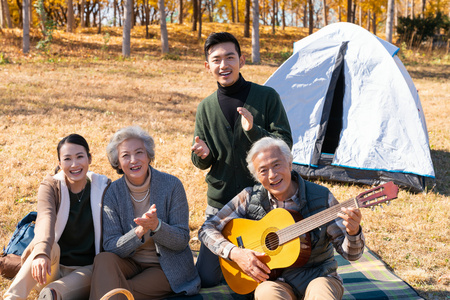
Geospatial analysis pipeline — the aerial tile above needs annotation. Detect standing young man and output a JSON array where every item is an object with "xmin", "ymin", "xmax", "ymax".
[{"xmin": 191, "ymin": 32, "xmax": 293, "ymax": 287}]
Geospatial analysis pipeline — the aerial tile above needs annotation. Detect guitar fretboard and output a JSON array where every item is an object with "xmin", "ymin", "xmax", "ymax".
[{"xmin": 278, "ymin": 198, "xmax": 358, "ymax": 245}]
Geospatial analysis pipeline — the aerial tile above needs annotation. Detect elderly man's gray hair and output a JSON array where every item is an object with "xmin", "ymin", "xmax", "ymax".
[
  {"xmin": 106, "ymin": 126, "xmax": 155, "ymax": 174},
  {"xmin": 246, "ymin": 137, "xmax": 293, "ymax": 181}
]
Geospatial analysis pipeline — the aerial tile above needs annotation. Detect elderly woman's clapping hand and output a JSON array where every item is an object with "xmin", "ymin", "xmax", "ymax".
[{"xmin": 134, "ymin": 204, "xmax": 159, "ymax": 238}]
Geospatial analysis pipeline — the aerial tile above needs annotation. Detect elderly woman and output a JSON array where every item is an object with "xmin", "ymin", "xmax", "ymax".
[{"xmin": 89, "ymin": 126, "xmax": 200, "ymax": 300}]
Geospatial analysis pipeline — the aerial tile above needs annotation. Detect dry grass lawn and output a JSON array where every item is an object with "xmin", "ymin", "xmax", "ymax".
[{"xmin": 0, "ymin": 23, "xmax": 449, "ymax": 299}]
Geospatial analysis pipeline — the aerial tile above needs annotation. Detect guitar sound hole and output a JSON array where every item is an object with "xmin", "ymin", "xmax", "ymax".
[{"xmin": 265, "ymin": 232, "xmax": 279, "ymax": 251}]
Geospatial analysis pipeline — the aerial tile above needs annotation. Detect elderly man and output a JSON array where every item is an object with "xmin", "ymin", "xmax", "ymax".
[{"xmin": 198, "ymin": 137, "xmax": 365, "ymax": 300}]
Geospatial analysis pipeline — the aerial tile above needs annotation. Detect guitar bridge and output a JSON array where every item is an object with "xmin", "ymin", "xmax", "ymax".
[{"xmin": 236, "ymin": 236, "xmax": 244, "ymax": 248}]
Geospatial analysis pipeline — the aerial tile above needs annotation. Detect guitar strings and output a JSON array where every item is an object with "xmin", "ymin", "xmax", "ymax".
[
  {"xmin": 238, "ymin": 187, "xmax": 387, "ymax": 251},
  {"xmin": 236, "ymin": 199, "xmax": 357, "ymax": 251}
]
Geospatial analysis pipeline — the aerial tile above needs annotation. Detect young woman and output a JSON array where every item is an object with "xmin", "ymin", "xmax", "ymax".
[
  {"xmin": 3, "ymin": 134, "xmax": 110, "ymax": 300},
  {"xmin": 89, "ymin": 126, "xmax": 200, "ymax": 300}
]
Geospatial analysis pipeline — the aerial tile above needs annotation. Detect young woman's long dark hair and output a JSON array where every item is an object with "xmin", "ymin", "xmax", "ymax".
[{"xmin": 54, "ymin": 134, "xmax": 91, "ymax": 174}]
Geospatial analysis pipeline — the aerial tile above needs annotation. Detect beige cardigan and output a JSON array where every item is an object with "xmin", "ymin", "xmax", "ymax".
[{"xmin": 22, "ymin": 171, "xmax": 110, "ymax": 263}]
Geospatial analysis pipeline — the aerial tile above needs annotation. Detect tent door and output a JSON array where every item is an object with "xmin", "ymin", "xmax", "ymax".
[{"xmin": 311, "ymin": 41, "xmax": 348, "ymax": 166}]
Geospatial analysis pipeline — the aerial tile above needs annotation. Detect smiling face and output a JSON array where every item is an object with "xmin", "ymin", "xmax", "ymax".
[
  {"xmin": 252, "ymin": 146, "xmax": 295, "ymax": 202},
  {"xmin": 58, "ymin": 143, "xmax": 91, "ymax": 190},
  {"xmin": 205, "ymin": 42, "xmax": 245, "ymax": 87},
  {"xmin": 117, "ymin": 138, "xmax": 150, "ymax": 186}
]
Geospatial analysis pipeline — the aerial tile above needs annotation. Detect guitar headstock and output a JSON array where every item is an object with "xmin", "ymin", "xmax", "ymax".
[{"xmin": 356, "ymin": 182, "xmax": 399, "ymax": 209}]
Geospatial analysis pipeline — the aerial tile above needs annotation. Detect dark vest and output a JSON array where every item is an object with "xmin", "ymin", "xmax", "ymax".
[{"xmin": 246, "ymin": 171, "xmax": 338, "ymax": 297}]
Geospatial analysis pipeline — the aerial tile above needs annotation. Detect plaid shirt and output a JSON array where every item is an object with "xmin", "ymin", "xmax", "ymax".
[{"xmin": 198, "ymin": 185, "xmax": 365, "ymax": 279}]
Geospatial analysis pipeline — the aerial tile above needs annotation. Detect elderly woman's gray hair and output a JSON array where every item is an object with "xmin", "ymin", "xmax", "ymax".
[
  {"xmin": 246, "ymin": 137, "xmax": 293, "ymax": 181},
  {"xmin": 106, "ymin": 126, "xmax": 155, "ymax": 174}
]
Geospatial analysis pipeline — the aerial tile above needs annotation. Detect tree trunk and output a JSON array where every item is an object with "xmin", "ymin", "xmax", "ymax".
[
  {"xmin": 367, "ymin": 10, "xmax": 370, "ymax": 31},
  {"xmin": 386, "ymin": 0, "xmax": 394, "ymax": 42},
  {"xmin": 322, "ymin": 0, "xmax": 327, "ymax": 26},
  {"xmin": 97, "ymin": 1, "xmax": 101, "ymax": 33},
  {"xmin": 411, "ymin": 0, "xmax": 414, "ymax": 18},
  {"xmin": 0, "ymin": 0, "xmax": 5, "ymax": 28},
  {"xmin": 421, "ymin": 0, "xmax": 425, "ymax": 17},
  {"xmin": 140, "ymin": 3, "xmax": 144, "ymax": 25},
  {"xmin": 178, "ymin": 0, "xmax": 182, "ymax": 24},
  {"xmin": 244, "ymin": 0, "xmax": 249, "ymax": 37},
  {"xmin": 197, "ymin": 0, "xmax": 202, "ymax": 39},
  {"xmin": 271, "ymin": 0, "xmax": 274, "ymax": 33},
  {"xmin": 16, "ymin": 0, "xmax": 23, "ymax": 27},
  {"xmin": 274, "ymin": 0, "xmax": 278, "ymax": 26},
  {"xmin": 308, "ymin": 0, "xmax": 313, "ymax": 34},
  {"xmin": 131, "ymin": 0, "xmax": 134, "ymax": 28},
  {"xmin": 67, "ymin": 0, "xmax": 74, "ymax": 32},
  {"xmin": 123, "ymin": 0, "xmax": 132, "ymax": 56},
  {"xmin": 281, "ymin": 1, "xmax": 285, "ymax": 30},
  {"xmin": 347, "ymin": 0, "xmax": 352, "ymax": 22},
  {"xmin": 23, "ymin": 0, "xmax": 29, "ymax": 53},
  {"xmin": 145, "ymin": 0, "xmax": 149, "ymax": 37},
  {"xmin": 230, "ymin": 0, "xmax": 234, "ymax": 22},
  {"xmin": 208, "ymin": 0, "xmax": 213, "ymax": 21},
  {"xmin": 192, "ymin": 0, "xmax": 197, "ymax": 31},
  {"xmin": 358, "ymin": 5, "xmax": 361, "ymax": 26},
  {"xmin": 252, "ymin": 0, "xmax": 260, "ymax": 63},
  {"xmin": 80, "ymin": 0, "xmax": 85, "ymax": 27},
  {"xmin": 235, "ymin": 0, "xmax": 239, "ymax": 22},
  {"xmin": 394, "ymin": 5, "xmax": 398, "ymax": 29},
  {"xmin": 85, "ymin": 3, "xmax": 90, "ymax": 26},
  {"xmin": 119, "ymin": 0, "xmax": 122, "ymax": 26},
  {"xmin": 112, "ymin": 0, "xmax": 116, "ymax": 26},
  {"xmin": 372, "ymin": 12, "xmax": 376, "ymax": 35},
  {"xmin": 303, "ymin": 2, "xmax": 307, "ymax": 28},
  {"xmin": 159, "ymin": 0, "xmax": 169, "ymax": 53},
  {"xmin": 352, "ymin": 2, "xmax": 356, "ymax": 22},
  {"xmin": 338, "ymin": 5, "xmax": 341, "ymax": 22}
]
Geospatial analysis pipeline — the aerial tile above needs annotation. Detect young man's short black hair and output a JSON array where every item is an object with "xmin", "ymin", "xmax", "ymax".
[{"xmin": 204, "ymin": 32, "xmax": 241, "ymax": 60}]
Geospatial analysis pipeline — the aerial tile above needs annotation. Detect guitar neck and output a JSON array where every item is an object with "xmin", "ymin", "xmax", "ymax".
[{"xmin": 278, "ymin": 198, "xmax": 358, "ymax": 245}]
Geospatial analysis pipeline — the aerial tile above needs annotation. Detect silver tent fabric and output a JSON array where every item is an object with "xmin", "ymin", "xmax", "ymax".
[{"xmin": 265, "ymin": 22, "xmax": 435, "ymax": 179}]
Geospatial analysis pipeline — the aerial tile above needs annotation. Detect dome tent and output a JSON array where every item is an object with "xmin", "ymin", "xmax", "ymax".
[{"xmin": 264, "ymin": 22, "xmax": 435, "ymax": 192}]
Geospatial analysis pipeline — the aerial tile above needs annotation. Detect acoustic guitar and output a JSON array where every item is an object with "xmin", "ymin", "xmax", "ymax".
[{"xmin": 219, "ymin": 181, "xmax": 399, "ymax": 295}]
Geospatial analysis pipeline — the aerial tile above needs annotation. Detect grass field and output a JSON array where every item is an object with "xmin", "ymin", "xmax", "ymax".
[{"xmin": 0, "ymin": 23, "xmax": 449, "ymax": 299}]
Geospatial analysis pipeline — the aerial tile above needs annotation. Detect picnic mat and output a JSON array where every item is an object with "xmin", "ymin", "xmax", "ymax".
[{"xmin": 167, "ymin": 247, "xmax": 424, "ymax": 300}]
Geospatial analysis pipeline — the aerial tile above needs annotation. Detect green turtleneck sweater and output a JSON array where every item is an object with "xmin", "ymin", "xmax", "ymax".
[{"xmin": 191, "ymin": 81, "xmax": 292, "ymax": 209}]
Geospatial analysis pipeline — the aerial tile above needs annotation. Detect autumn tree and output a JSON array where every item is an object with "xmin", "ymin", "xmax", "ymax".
[
  {"xmin": 230, "ymin": 0, "xmax": 234, "ymax": 21},
  {"xmin": 123, "ymin": 0, "xmax": 132, "ymax": 56},
  {"xmin": 347, "ymin": 0, "xmax": 352, "ymax": 21},
  {"xmin": 386, "ymin": 0, "xmax": 394, "ymax": 42},
  {"xmin": 198, "ymin": 0, "xmax": 203, "ymax": 39},
  {"xmin": 23, "ymin": 0, "xmax": 29, "ymax": 53},
  {"xmin": 244, "ymin": 0, "xmax": 249, "ymax": 37},
  {"xmin": 192, "ymin": 0, "xmax": 198, "ymax": 30},
  {"xmin": 159, "ymin": 0, "xmax": 169, "ymax": 53},
  {"xmin": 0, "ymin": 0, "xmax": 12, "ymax": 27},
  {"xmin": 252, "ymin": 0, "xmax": 260, "ymax": 62},
  {"xmin": 271, "ymin": 0, "xmax": 275, "ymax": 33},
  {"xmin": 308, "ymin": 0, "xmax": 313, "ymax": 34},
  {"xmin": 178, "ymin": 0, "xmax": 182, "ymax": 23},
  {"xmin": 322, "ymin": 0, "xmax": 328, "ymax": 26},
  {"xmin": 80, "ymin": 0, "xmax": 85, "ymax": 27},
  {"xmin": 67, "ymin": 0, "xmax": 74, "ymax": 32}
]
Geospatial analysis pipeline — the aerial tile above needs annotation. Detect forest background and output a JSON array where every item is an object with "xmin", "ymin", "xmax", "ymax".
[{"xmin": 1, "ymin": 0, "xmax": 450, "ymax": 298}]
